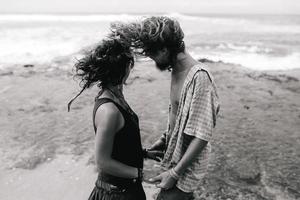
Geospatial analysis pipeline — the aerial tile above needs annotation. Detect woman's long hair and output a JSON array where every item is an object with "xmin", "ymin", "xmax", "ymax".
[{"xmin": 68, "ymin": 38, "xmax": 134, "ymax": 111}]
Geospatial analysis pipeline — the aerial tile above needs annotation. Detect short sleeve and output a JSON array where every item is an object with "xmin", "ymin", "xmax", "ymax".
[{"xmin": 183, "ymin": 71, "xmax": 219, "ymax": 141}]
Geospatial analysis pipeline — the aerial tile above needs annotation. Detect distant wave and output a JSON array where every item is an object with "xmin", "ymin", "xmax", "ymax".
[
  {"xmin": 194, "ymin": 43, "xmax": 274, "ymax": 54},
  {"xmin": 191, "ymin": 51, "xmax": 300, "ymax": 71},
  {"xmin": 217, "ymin": 43, "xmax": 272, "ymax": 53},
  {"xmin": 0, "ymin": 13, "xmax": 299, "ymax": 71}
]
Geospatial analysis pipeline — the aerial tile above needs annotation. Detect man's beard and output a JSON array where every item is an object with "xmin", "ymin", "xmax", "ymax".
[
  {"xmin": 155, "ymin": 56, "xmax": 172, "ymax": 71},
  {"xmin": 155, "ymin": 62, "xmax": 170, "ymax": 71}
]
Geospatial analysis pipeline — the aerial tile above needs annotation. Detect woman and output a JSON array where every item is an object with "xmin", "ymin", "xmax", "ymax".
[{"xmin": 68, "ymin": 38, "xmax": 160, "ymax": 200}]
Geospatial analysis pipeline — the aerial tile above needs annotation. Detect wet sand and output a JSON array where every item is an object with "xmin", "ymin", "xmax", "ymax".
[{"xmin": 0, "ymin": 60, "xmax": 299, "ymax": 200}]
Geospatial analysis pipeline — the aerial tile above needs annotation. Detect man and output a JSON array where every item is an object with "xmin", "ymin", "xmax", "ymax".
[{"xmin": 112, "ymin": 16, "xmax": 220, "ymax": 200}]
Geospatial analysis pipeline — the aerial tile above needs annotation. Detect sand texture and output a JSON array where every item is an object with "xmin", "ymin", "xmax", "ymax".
[{"xmin": 0, "ymin": 60, "xmax": 299, "ymax": 200}]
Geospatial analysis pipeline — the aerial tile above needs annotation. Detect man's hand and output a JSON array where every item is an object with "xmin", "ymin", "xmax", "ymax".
[
  {"xmin": 148, "ymin": 170, "xmax": 177, "ymax": 190},
  {"xmin": 143, "ymin": 168, "xmax": 163, "ymax": 183},
  {"xmin": 148, "ymin": 138, "xmax": 166, "ymax": 151},
  {"xmin": 146, "ymin": 150, "xmax": 164, "ymax": 162}
]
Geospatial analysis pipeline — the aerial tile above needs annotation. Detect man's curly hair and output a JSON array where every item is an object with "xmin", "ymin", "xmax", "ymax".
[
  {"xmin": 110, "ymin": 16, "xmax": 185, "ymax": 56},
  {"xmin": 68, "ymin": 38, "xmax": 134, "ymax": 111}
]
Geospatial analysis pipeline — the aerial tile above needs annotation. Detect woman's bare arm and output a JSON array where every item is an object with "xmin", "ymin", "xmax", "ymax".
[{"xmin": 94, "ymin": 103, "xmax": 138, "ymax": 179}]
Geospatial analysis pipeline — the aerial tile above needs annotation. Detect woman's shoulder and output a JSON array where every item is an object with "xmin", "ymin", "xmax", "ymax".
[
  {"xmin": 96, "ymin": 101, "xmax": 119, "ymax": 115},
  {"xmin": 95, "ymin": 91, "xmax": 118, "ymax": 114},
  {"xmin": 94, "ymin": 101, "xmax": 124, "ymax": 131},
  {"xmin": 95, "ymin": 91, "xmax": 123, "ymax": 120}
]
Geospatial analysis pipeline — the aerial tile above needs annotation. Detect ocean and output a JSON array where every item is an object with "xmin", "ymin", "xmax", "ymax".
[{"xmin": 0, "ymin": 13, "xmax": 299, "ymax": 71}]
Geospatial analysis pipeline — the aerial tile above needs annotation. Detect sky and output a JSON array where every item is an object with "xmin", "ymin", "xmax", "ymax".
[{"xmin": 0, "ymin": 0, "xmax": 299, "ymax": 15}]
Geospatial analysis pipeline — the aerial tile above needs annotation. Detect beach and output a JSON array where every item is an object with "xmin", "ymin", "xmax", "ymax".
[
  {"xmin": 0, "ymin": 58, "xmax": 299, "ymax": 200},
  {"xmin": 0, "ymin": 13, "xmax": 300, "ymax": 200}
]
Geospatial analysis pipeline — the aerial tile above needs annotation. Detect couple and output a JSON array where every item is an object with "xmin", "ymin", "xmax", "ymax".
[{"xmin": 69, "ymin": 16, "xmax": 219, "ymax": 200}]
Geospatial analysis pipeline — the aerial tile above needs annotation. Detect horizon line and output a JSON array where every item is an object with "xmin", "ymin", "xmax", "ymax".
[{"xmin": 0, "ymin": 12, "xmax": 299, "ymax": 16}]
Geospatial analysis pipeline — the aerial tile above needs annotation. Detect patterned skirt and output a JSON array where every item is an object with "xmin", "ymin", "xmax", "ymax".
[{"xmin": 88, "ymin": 179, "xmax": 146, "ymax": 200}]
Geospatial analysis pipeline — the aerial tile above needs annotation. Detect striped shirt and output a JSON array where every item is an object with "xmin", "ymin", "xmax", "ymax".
[{"xmin": 160, "ymin": 63, "xmax": 220, "ymax": 192}]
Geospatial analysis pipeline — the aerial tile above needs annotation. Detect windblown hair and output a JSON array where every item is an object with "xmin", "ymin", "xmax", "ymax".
[
  {"xmin": 68, "ymin": 38, "xmax": 134, "ymax": 111},
  {"xmin": 110, "ymin": 16, "xmax": 185, "ymax": 56}
]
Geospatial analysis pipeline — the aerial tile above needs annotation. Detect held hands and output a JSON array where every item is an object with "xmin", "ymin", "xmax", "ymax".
[
  {"xmin": 144, "ymin": 138, "xmax": 166, "ymax": 162},
  {"xmin": 148, "ymin": 138, "xmax": 166, "ymax": 151},
  {"xmin": 145, "ymin": 149, "xmax": 164, "ymax": 162}
]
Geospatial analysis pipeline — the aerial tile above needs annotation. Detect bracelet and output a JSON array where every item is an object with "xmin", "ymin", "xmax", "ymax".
[
  {"xmin": 137, "ymin": 168, "xmax": 143, "ymax": 182},
  {"xmin": 169, "ymin": 168, "xmax": 180, "ymax": 180}
]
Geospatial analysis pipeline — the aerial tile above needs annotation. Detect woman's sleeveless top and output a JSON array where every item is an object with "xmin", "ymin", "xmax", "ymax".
[{"xmin": 92, "ymin": 97, "xmax": 143, "ymax": 169}]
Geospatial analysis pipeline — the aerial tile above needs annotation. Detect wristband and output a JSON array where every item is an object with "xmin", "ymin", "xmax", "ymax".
[{"xmin": 169, "ymin": 168, "xmax": 180, "ymax": 180}]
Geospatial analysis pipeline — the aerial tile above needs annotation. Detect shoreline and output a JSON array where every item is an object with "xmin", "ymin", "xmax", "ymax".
[{"xmin": 2, "ymin": 57, "xmax": 300, "ymax": 74}]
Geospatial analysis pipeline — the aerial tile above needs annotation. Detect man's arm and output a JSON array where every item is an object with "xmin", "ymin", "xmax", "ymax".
[
  {"xmin": 148, "ymin": 136, "xmax": 207, "ymax": 189},
  {"xmin": 173, "ymin": 136, "xmax": 207, "ymax": 175}
]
